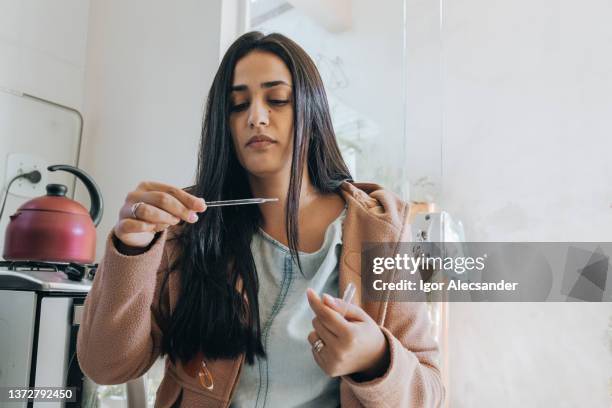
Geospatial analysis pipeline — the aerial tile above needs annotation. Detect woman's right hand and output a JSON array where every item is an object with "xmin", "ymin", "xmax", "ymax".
[{"xmin": 113, "ymin": 181, "xmax": 207, "ymax": 248}]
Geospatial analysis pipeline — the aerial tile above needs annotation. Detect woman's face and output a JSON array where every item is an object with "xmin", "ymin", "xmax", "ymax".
[{"xmin": 229, "ymin": 50, "xmax": 294, "ymax": 178}]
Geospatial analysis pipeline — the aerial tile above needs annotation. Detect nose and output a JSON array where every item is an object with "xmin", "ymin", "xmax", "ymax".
[{"xmin": 248, "ymin": 98, "xmax": 270, "ymax": 128}]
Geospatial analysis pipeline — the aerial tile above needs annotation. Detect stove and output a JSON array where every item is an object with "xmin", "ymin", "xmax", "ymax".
[
  {"xmin": 0, "ymin": 261, "xmax": 94, "ymax": 407},
  {"xmin": 0, "ymin": 260, "xmax": 97, "ymax": 286},
  {"xmin": 0, "ymin": 261, "xmax": 147, "ymax": 407}
]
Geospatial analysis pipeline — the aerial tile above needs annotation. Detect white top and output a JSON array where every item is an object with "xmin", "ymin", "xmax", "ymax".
[{"xmin": 230, "ymin": 208, "xmax": 347, "ymax": 408}]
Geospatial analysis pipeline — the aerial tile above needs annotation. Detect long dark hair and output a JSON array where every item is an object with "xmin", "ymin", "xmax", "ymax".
[{"xmin": 159, "ymin": 31, "xmax": 352, "ymax": 366}]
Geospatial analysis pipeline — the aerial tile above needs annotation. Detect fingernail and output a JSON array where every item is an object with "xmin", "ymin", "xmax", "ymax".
[
  {"xmin": 323, "ymin": 293, "xmax": 337, "ymax": 305},
  {"xmin": 189, "ymin": 212, "xmax": 198, "ymax": 222},
  {"xmin": 196, "ymin": 198, "xmax": 206, "ymax": 212}
]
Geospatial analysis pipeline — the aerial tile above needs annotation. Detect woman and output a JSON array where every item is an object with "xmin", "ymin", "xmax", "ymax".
[{"xmin": 77, "ymin": 31, "xmax": 445, "ymax": 407}]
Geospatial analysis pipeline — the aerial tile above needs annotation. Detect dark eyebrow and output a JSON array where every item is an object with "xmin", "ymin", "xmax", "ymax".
[
  {"xmin": 231, "ymin": 80, "xmax": 291, "ymax": 92},
  {"xmin": 262, "ymin": 80, "xmax": 291, "ymax": 88}
]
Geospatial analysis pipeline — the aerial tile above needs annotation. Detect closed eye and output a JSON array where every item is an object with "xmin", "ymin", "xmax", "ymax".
[
  {"xmin": 269, "ymin": 99, "xmax": 290, "ymax": 106},
  {"xmin": 230, "ymin": 103, "xmax": 249, "ymax": 112},
  {"xmin": 230, "ymin": 100, "xmax": 290, "ymax": 112}
]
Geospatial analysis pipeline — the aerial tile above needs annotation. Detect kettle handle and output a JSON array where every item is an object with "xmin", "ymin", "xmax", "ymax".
[{"xmin": 48, "ymin": 164, "xmax": 104, "ymax": 227}]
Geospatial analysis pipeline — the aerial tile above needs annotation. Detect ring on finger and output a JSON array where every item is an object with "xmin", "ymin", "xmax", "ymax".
[
  {"xmin": 312, "ymin": 338, "xmax": 325, "ymax": 353},
  {"xmin": 131, "ymin": 201, "xmax": 145, "ymax": 219}
]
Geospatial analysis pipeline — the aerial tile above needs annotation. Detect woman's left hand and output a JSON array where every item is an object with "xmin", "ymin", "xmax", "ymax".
[{"xmin": 306, "ymin": 288, "xmax": 390, "ymax": 380}]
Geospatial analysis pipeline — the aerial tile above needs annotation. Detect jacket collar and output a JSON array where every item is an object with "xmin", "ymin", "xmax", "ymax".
[{"xmin": 336, "ymin": 180, "xmax": 410, "ymax": 325}]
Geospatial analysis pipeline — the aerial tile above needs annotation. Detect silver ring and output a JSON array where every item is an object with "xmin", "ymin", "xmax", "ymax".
[
  {"xmin": 131, "ymin": 201, "xmax": 144, "ymax": 219},
  {"xmin": 312, "ymin": 338, "xmax": 325, "ymax": 353}
]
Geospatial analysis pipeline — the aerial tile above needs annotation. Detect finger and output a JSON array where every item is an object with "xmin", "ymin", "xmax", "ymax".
[
  {"xmin": 322, "ymin": 294, "xmax": 369, "ymax": 322},
  {"xmin": 306, "ymin": 289, "xmax": 350, "ymax": 337},
  {"xmin": 312, "ymin": 317, "xmax": 338, "ymax": 346},
  {"xmin": 306, "ymin": 288, "xmax": 328, "ymax": 317},
  {"xmin": 308, "ymin": 331, "xmax": 329, "ymax": 369},
  {"xmin": 115, "ymin": 218, "xmax": 158, "ymax": 234},
  {"xmin": 130, "ymin": 202, "xmax": 181, "ymax": 225},
  {"xmin": 311, "ymin": 344, "xmax": 328, "ymax": 372},
  {"xmin": 137, "ymin": 181, "xmax": 206, "ymax": 212},
  {"xmin": 138, "ymin": 191, "xmax": 198, "ymax": 223},
  {"xmin": 153, "ymin": 223, "xmax": 170, "ymax": 232},
  {"xmin": 307, "ymin": 330, "xmax": 319, "ymax": 347}
]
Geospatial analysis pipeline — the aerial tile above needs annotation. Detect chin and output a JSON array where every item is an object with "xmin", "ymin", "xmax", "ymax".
[{"xmin": 243, "ymin": 160, "xmax": 284, "ymax": 178}]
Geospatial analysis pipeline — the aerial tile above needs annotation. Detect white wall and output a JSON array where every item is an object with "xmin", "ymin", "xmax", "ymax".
[
  {"xmin": 432, "ymin": 0, "xmax": 612, "ymax": 406},
  {"xmin": 0, "ymin": 0, "xmax": 90, "ymax": 252},
  {"xmin": 0, "ymin": 0, "xmax": 90, "ymax": 109},
  {"xmin": 441, "ymin": 0, "xmax": 612, "ymax": 243},
  {"xmin": 449, "ymin": 302, "xmax": 611, "ymax": 407},
  {"xmin": 77, "ymin": 0, "xmax": 223, "ymax": 260}
]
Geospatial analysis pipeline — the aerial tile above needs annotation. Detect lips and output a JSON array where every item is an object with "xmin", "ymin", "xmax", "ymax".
[{"xmin": 246, "ymin": 134, "xmax": 276, "ymax": 147}]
